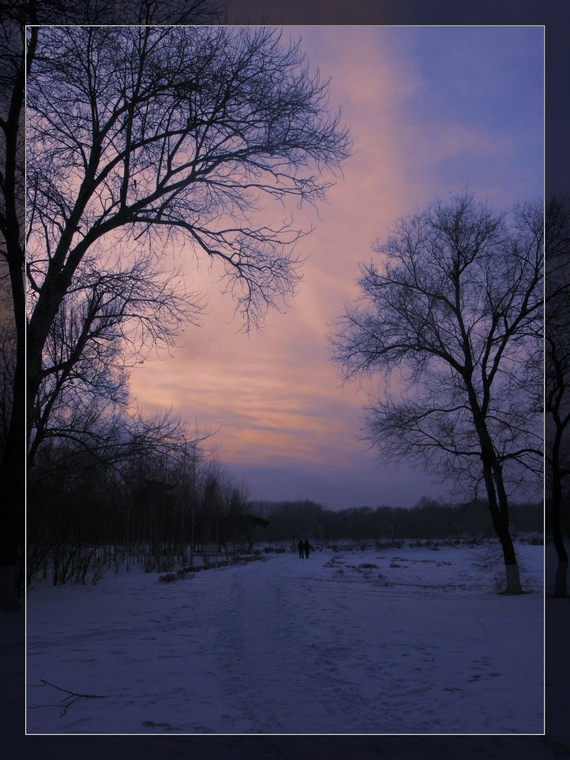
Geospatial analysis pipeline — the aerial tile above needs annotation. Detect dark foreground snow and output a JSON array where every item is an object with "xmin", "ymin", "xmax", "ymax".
[
  {"xmin": 3, "ymin": 539, "xmax": 569, "ymax": 757},
  {"xmin": 26, "ymin": 541, "xmax": 543, "ymax": 734}
]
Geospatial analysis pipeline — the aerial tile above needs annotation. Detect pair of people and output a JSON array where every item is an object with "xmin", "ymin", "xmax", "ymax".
[{"xmin": 297, "ymin": 539, "xmax": 314, "ymax": 559}]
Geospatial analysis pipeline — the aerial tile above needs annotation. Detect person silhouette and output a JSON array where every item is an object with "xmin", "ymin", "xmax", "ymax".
[
  {"xmin": 303, "ymin": 539, "xmax": 313, "ymax": 558},
  {"xmin": 297, "ymin": 540, "xmax": 304, "ymax": 559}
]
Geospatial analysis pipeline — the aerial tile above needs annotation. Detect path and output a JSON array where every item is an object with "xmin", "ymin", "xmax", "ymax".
[{"xmin": 26, "ymin": 546, "xmax": 543, "ymax": 735}]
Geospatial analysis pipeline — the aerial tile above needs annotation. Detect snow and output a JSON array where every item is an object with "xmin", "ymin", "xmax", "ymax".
[{"xmin": 25, "ymin": 540, "xmax": 544, "ymax": 737}]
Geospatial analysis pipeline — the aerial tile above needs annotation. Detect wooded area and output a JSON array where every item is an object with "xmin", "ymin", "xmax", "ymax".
[{"xmin": 26, "ymin": 432, "xmax": 544, "ymax": 588}]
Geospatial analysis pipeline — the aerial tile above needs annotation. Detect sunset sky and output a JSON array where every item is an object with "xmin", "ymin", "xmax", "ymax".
[{"xmin": 128, "ymin": 25, "xmax": 544, "ymax": 510}]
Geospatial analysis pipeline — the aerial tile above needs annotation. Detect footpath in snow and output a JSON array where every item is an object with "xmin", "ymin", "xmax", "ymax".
[{"xmin": 25, "ymin": 541, "xmax": 543, "ymax": 735}]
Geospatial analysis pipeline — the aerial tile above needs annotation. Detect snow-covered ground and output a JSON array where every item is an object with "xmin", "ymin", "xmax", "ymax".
[{"xmin": 25, "ymin": 540, "xmax": 544, "ymax": 736}]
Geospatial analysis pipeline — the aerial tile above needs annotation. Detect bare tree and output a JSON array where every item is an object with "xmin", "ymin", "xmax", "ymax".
[
  {"xmin": 0, "ymin": 16, "xmax": 350, "ymax": 607},
  {"xmin": 28, "ymin": 248, "xmax": 203, "ymax": 465},
  {"xmin": 0, "ymin": 2, "xmax": 28, "ymax": 607},
  {"xmin": 545, "ymin": 194, "xmax": 570, "ymax": 597},
  {"xmin": 27, "ymin": 403, "xmax": 215, "ymax": 584},
  {"xmin": 332, "ymin": 192, "xmax": 543, "ymax": 594},
  {"xmin": 0, "ymin": 0, "xmax": 228, "ymax": 609},
  {"xmin": 26, "ymin": 24, "xmax": 349, "ymax": 419}
]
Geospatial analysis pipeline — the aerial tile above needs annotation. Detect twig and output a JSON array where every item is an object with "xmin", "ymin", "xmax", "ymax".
[
  {"xmin": 37, "ymin": 678, "xmax": 107, "ymax": 717},
  {"xmin": 477, "ymin": 620, "xmax": 488, "ymax": 638}
]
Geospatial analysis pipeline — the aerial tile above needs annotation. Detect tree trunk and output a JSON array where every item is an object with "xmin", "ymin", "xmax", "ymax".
[
  {"xmin": 0, "ymin": 373, "xmax": 25, "ymax": 609},
  {"xmin": 0, "ymin": 21, "xmax": 29, "ymax": 610},
  {"xmin": 492, "ymin": 450, "xmax": 527, "ymax": 595},
  {"xmin": 468, "ymin": 399, "xmax": 523, "ymax": 594},
  {"xmin": 548, "ymin": 430, "xmax": 569, "ymax": 596},
  {"xmin": 0, "ymin": 565, "xmax": 19, "ymax": 610},
  {"xmin": 480, "ymin": 452, "xmax": 523, "ymax": 594},
  {"xmin": 504, "ymin": 562, "xmax": 523, "ymax": 595},
  {"xmin": 554, "ymin": 560, "xmax": 568, "ymax": 598},
  {"xmin": 550, "ymin": 483, "xmax": 568, "ymax": 597},
  {"xmin": 494, "ymin": 516, "xmax": 523, "ymax": 594},
  {"xmin": 0, "ymin": 247, "xmax": 26, "ymax": 611}
]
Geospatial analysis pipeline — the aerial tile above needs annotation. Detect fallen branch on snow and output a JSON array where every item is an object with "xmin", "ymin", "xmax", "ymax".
[{"xmin": 33, "ymin": 678, "xmax": 107, "ymax": 716}]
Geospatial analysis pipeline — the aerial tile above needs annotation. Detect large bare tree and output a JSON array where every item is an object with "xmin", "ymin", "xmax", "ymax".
[
  {"xmin": 0, "ymin": 16, "xmax": 350, "ymax": 607},
  {"xmin": 1, "ymin": 1, "xmax": 229, "ymax": 608},
  {"xmin": 26, "ymin": 24, "xmax": 349, "ymax": 410},
  {"xmin": 332, "ymin": 193, "xmax": 543, "ymax": 594},
  {"xmin": 0, "ymin": 0, "xmax": 227, "ymax": 609}
]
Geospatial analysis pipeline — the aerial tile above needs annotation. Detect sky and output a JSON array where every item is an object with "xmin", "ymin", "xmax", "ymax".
[{"xmin": 128, "ymin": 25, "xmax": 544, "ymax": 511}]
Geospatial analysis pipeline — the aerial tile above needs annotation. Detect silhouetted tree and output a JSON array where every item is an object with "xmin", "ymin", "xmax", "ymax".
[
  {"xmin": 26, "ymin": 21, "xmax": 349, "ymax": 491},
  {"xmin": 0, "ymin": 0, "xmax": 228, "ymax": 608},
  {"xmin": 27, "ymin": 406, "xmax": 213, "ymax": 583},
  {"xmin": 28, "ymin": 249, "xmax": 202, "ymax": 467},
  {"xmin": 0, "ymin": 2, "xmax": 28, "ymax": 607},
  {"xmin": 545, "ymin": 194, "xmax": 570, "ymax": 596},
  {"xmin": 332, "ymin": 192, "xmax": 543, "ymax": 594},
  {"xmin": 0, "ymin": 11, "xmax": 350, "ymax": 607}
]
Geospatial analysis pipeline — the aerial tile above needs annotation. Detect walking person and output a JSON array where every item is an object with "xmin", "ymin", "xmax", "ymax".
[
  {"xmin": 303, "ymin": 539, "xmax": 314, "ymax": 558},
  {"xmin": 297, "ymin": 540, "xmax": 304, "ymax": 559}
]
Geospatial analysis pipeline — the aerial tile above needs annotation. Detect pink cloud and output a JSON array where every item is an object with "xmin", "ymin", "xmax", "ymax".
[{"xmin": 129, "ymin": 26, "xmax": 543, "ymax": 508}]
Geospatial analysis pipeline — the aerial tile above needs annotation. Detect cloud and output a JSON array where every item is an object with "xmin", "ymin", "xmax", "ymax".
[{"xmin": 129, "ymin": 26, "xmax": 543, "ymax": 509}]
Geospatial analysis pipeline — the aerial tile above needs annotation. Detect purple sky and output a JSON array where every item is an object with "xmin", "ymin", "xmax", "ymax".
[{"xmin": 129, "ymin": 24, "xmax": 544, "ymax": 510}]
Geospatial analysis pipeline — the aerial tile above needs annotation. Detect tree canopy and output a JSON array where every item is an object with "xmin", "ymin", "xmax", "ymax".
[
  {"xmin": 1, "ymin": 15, "xmax": 351, "ymax": 607},
  {"xmin": 25, "ymin": 25, "xmax": 350, "ymax": 454}
]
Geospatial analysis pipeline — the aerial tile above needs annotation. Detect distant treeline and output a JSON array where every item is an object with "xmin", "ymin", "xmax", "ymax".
[
  {"xmin": 27, "ymin": 441, "xmax": 258, "ymax": 586},
  {"xmin": 249, "ymin": 497, "xmax": 544, "ymax": 545},
  {"xmin": 26, "ymin": 434, "xmax": 545, "ymax": 588}
]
